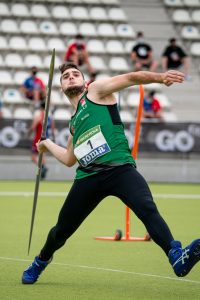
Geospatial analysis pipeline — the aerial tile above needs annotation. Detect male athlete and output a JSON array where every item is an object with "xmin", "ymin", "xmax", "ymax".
[{"xmin": 22, "ymin": 64, "xmax": 200, "ymax": 284}]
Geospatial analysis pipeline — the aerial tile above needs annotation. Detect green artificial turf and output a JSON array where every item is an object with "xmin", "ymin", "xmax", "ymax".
[{"xmin": 0, "ymin": 181, "xmax": 200, "ymax": 300}]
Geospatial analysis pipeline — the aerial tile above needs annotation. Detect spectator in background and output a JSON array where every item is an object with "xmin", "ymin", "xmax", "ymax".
[
  {"xmin": 28, "ymin": 100, "xmax": 55, "ymax": 179},
  {"xmin": 20, "ymin": 66, "xmax": 46, "ymax": 104},
  {"xmin": 131, "ymin": 31, "xmax": 158, "ymax": 72},
  {"xmin": 162, "ymin": 38, "xmax": 190, "ymax": 79},
  {"xmin": 64, "ymin": 34, "xmax": 97, "ymax": 83},
  {"xmin": 142, "ymin": 91, "xmax": 163, "ymax": 120}
]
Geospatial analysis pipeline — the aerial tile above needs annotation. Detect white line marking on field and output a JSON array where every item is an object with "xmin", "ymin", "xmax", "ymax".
[
  {"xmin": 0, "ymin": 192, "xmax": 67, "ymax": 197},
  {"xmin": 1, "ymin": 191, "xmax": 200, "ymax": 200},
  {"xmin": 155, "ymin": 194, "xmax": 200, "ymax": 200},
  {"xmin": 0, "ymin": 256, "xmax": 200, "ymax": 285}
]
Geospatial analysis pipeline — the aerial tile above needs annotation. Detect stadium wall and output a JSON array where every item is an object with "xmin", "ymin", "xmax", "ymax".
[{"xmin": 0, "ymin": 154, "xmax": 200, "ymax": 183}]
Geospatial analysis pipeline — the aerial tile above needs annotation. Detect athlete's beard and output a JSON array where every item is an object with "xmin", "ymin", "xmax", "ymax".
[{"xmin": 64, "ymin": 84, "xmax": 85, "ymax": 98}]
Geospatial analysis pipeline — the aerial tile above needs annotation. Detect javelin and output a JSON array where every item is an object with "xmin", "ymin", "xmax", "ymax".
[{"xmin": 28, "ymin": 49, "xmax": 55, "ymax": 255}]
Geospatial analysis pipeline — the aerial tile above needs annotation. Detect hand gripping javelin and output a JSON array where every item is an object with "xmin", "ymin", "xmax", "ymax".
[{"xmin": 28, "ymin": 49, "xmax": 55, "ymax": 255}]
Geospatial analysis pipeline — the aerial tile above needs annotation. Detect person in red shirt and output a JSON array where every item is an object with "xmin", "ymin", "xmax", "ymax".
[
  {"xmin": 142, "ymin": 91, "xmax": 163, "ymax": 120},
  {"xmin": 64, "ymin": 34, "xmax": 97, "ymax": 82},
  {"xmin": 28, "ymin": 101, "xmax": 55, "ymax": 179}
]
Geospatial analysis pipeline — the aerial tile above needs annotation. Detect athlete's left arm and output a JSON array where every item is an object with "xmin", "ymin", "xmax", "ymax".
[{"xmin": 88, "ymin": 70, "xmax": 184, "ymax": 98}]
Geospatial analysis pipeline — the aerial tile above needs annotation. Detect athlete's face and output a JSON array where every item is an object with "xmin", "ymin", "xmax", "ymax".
[{"xmin": 61, "ymin": 68, "xmax": 85, "ymax": 98}]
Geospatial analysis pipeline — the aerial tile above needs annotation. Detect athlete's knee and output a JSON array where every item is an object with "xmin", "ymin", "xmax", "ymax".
[{"xmin": 136, "ymin": 197, "xmax": 158, "ymax": 220}]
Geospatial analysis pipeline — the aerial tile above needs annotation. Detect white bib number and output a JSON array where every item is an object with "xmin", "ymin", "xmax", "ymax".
[{"xmin": 74, "ymin": 125, "xmax": 111, "ymax": 167}]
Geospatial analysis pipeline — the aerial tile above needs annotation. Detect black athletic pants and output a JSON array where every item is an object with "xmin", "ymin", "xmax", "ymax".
[{"xmin": 40, "ymin": 164, "xmax": 174, "ymax": 260}]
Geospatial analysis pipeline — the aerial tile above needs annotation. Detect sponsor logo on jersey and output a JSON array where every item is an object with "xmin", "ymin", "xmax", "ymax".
[
  {"xmin": 79, "ymin": 144, "xmax": 110, "ymax": 167},
  {"xmin": 80, "ymin": 98, "xmax": 87, "ymax": 108}
]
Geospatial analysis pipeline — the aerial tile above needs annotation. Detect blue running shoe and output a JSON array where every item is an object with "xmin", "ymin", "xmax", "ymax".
[
  {"xmin": 22, "ymin": 256, "xmax": 52, "ymax": 284},
  {"xmin": 168, "ymin": 239, "xmax": 200, "ymax": 277}
]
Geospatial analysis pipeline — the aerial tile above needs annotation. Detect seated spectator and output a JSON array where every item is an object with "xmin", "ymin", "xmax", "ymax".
[
  {"xmin": 162, "ymin": 38, "xmax": 189, "ymax": 79},
  {"xmin": 131, "ymin": 31, "xmax": 158, "ymax": 72},
  {"xmin": 142, "ymin": 91, "xmax": 163, "ymax": 120},
  {"xmin": 20, "ymin": 66, "xmax": 46, "ymax": 103},
  {"xmin": 64, "ymin": 34, "xmax": 97, "ymax": 82}
]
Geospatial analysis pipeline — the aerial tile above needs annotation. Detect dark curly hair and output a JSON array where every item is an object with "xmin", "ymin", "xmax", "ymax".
[{"xmin": 59, "ymin": 63, "xmax": 84, "ymax": 79}]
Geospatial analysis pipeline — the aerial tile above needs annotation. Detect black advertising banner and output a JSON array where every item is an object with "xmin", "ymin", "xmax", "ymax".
[
  {"xmin": 0, "ymin": 119, "xmax": 70, "ymax": 150},
  {"xmin": 0, "ymin": 119, "xmax": 200, "ymax": 154},
  {"xmin": 124, "ymin": 122, "xmax": 200, "ymax": 153}
]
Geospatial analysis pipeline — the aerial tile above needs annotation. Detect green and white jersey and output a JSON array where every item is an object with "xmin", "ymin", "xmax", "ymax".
[{"xmin": 70, "ymin": 91, "xmax": 136, "ymax": 179}]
